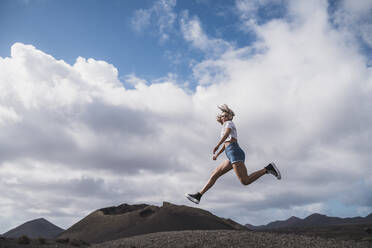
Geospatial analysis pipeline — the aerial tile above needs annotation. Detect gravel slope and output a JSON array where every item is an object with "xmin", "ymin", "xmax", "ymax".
[{"xmin": 93, "ymin": 230, "xmax": 372, "ymax": 248}]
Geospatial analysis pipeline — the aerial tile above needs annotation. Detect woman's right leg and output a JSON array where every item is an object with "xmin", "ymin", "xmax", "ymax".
[
  {"xmin": 200, "ymin": 160, "xmax": 232, "ymax": 195},
  {"xmin": 232, "ymin": 161, "xmax": 267, "ymax": 185}
]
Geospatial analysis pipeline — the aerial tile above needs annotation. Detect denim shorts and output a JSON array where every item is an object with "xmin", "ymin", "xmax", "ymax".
[{"xmin": 225, "ymin": 142, "xmax": 245, "ymax": 164}]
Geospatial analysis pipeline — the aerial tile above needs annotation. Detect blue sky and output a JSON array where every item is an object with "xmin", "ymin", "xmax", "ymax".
[
  {"xmin": 0, "ymin": 0, "xmax": 274, "ymax": 89},
  {"xmin": 1, "ymin": 1, "xmax": 174, "ymax": 80},
  {"xmin": 1, "ymin": 0, "xmax": 372, "ymax": 234},
  {"xmin": 2, "ymin": 0, "xmax": 212, "ymax": 87}
]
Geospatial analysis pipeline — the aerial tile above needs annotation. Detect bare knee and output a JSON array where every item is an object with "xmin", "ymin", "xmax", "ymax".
[{"xmin": 239, "ymin": 178, "xmax": 251, "ymax": 186}]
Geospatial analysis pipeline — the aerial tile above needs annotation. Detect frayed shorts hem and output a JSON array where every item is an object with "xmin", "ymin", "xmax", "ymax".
[{"xmin": 230, "ymin": 160, "xmax": 244, "ymax": 164}]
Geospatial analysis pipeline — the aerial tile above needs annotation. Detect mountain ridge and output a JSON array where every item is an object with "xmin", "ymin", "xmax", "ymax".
[
  {"xmin": 246, "ymin": 212, "xmax": 372, "ymax": 230},
  {"xmin": 2, "ymin": 218, "xmax": 64, "ymax": 239}
]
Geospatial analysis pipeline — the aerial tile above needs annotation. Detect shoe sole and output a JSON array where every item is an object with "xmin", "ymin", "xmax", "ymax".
[
  {"xmin": 185, "ymin": 193, "xmax": 199, "ymax": 204},
  {"xmin": 271, "ymin": 162, "xmax": 281, "ymax": 180}
]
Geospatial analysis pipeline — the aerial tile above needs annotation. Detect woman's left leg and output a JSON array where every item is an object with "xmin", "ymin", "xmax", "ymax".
[
  {"xmin": 186, "ymin": 160, "xmax": 233, "ymax": 204},
  {"xmin": 200, "ymin": 160, "xmax": 233, "ymax": 195},
  {"xmin": 232, "ymin": 162, "xmax": 266, "ymax": 185}
]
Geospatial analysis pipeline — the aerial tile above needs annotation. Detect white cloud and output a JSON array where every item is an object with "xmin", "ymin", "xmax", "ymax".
[
  {"xmin": 124, "ymin": 73, "xmax": 148, "ymax": 87},
  {"xmin": 342, "ymin": 0, "xmax": 372, "ymax": 15},
  {"xmin": 331, "ymin": 0, "xmax": 372, "ymax": 52},
  {"xmin": 131, "ymin": 0, "xmax": 177, "ymax": 41},
  {"xmin": 132, "ymin": 0, "xmax": 233, "ymax": 57},
  {"xmin": 180, "ymin": 11, "xmax": 233, "ymax": 57},
  {"xmin": 0, "ymin": 106, "xmax": 22, "ymax": 126},
  {"xmin": 235, "ymin": 0, "xmax": 287, "ymax": 32},
  {"xmin": 132, "ymin": 9, "xmax": 152, "ymax": 32}
]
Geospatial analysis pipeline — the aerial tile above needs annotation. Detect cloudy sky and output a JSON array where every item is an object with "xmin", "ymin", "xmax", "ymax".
[{"xmin": 1, "ymin": 0, "xmax": 372, "ymax": 233}]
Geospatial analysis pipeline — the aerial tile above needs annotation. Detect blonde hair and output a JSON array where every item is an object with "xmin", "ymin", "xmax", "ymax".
[{"xmin": 216, "ymin": 104, "xmax": 235, "ymax": 124}]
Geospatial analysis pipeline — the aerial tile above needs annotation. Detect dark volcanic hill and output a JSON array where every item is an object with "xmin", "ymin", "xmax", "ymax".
[
  {"xmin": 58, "ymin": 202, "xmax": 247, "ymax": 244},
  {"xmin": 3, "ymin": 218, "xmax": 64, "ymax": 239},
  {"xmin": 247, "ymin": 213, "xmax": 372, "ymax": 230}
]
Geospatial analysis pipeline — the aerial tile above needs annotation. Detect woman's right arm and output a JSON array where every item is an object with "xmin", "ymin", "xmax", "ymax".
[
  {"xmin": 213, "ymin": 145, "xmax": 225, "ymax": 160},
  {"xmin": 213, "ymin": 128, "xmax": 231, "ymax": 154}
]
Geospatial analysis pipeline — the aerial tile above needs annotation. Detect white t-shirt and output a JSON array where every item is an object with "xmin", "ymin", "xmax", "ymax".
[{"xmin": 221, "ymin": 120, "xmax": 238, "ymax": 141}]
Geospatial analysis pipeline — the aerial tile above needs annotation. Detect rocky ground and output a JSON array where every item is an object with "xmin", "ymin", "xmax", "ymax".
[
  {"xmin": 0, "ymin": 236, "xmax": 89, "ymax": 248},
  {"xmin": 2, "ymin": 230, "xmax": 372, "ymax": 248},
  {"xmin": 93, "ymin": 230, "xmax": 372, "ymax": 248},
  {"xmin": 262, "ymin": 224, "xmax": 372, "ymax": 242}
]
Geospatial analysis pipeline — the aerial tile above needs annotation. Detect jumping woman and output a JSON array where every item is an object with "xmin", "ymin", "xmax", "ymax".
[{"xmin": 186, "ymin": 104, "xmax": 281, "ymax": 204}]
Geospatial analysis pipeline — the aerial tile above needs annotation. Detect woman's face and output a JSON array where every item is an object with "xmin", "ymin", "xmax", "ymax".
[{"xmin": 221, "ymin": 113, "xmax": 229, "ymax": 123}]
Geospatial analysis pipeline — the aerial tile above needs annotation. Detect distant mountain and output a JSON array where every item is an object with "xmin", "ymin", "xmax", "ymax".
[
  {"xmin": 3, "ymin": 218, "xmax": 64, "ymax": 239},
  {"xmin": 246, "ymin": 213, "xmax": 372, "ymax": 230},
  {"xmin": 264, "ymin": 216, "xmax": 302, "ymax": 229},
  {"xmin": 57, "ymin": 202, "xmax": 247, "ymax": 244}
]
